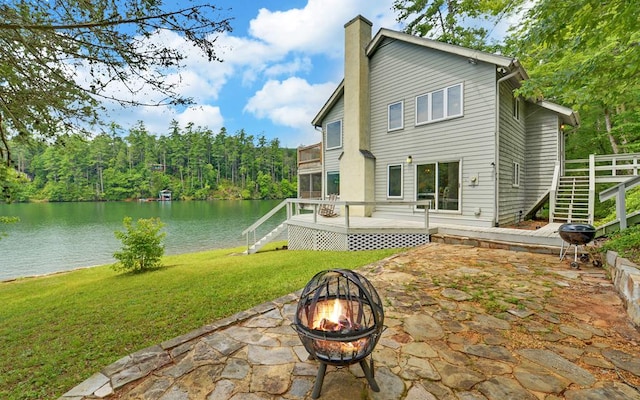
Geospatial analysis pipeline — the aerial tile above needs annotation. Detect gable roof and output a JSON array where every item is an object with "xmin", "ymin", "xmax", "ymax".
[
  {"xmin": 312, "ymin": 79, "xmax": 343, "ymax": 127},
  {"xmin": 367, "ymin": 28, "xmax": 528, "ymax": 81},
  {"xmin": 312, "ymin": 27, "xmax": 579, "ymax": 128},
  {"xmin": 538, "ymin": 100, "xmax": 580, "ymax": 127}
]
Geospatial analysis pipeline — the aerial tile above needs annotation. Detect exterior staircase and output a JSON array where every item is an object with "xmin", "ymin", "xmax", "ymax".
[
  {"xmin": 552, "ymin": 176, "xmax": 591, "ymax": 223},
  {"xmin": 243, "ymin": 223, "xmax": 287, "ymax": 255},
  {"xmin": 550, "ymin": 153, "xmax": 640, "ymax": 225}
]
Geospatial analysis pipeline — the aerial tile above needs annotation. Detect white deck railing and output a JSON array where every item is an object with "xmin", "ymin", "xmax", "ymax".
[
  {"xmin": 565, "ymin": 153, "xmax": 640, "ymax": 182},
  {"xmin": 242, "ymin": 198, "xmax": 432, "ymax": 253},
  {"xmin": 560, "ymin": 152, "xmax": 640, "ymax": 227}
]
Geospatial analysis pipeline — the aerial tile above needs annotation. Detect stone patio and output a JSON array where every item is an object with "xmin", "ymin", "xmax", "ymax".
[{"xmin": 61, "ymin": 243, "xmax": 640, "ymax": 399}]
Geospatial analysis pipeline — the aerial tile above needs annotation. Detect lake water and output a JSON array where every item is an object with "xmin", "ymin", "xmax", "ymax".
[{"xmin": 0, "ymin": 200, "xmax": 284, "ymax": 281}]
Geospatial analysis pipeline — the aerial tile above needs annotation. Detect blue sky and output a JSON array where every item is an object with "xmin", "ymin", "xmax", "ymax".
[{"xmin": 102, "ymin": 0, "xmax": 516, "ymax": 148}]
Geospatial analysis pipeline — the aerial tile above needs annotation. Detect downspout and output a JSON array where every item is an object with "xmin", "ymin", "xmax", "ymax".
[
  {"xmin": 494, "ymin": 69, "xmax": 520, "ymax": 227},
  {"xmin": 314, "ymin": 125, "xmax": 324, "ymax": 200}
]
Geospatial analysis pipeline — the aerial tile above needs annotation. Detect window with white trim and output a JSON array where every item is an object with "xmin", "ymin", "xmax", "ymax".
[
  {"xmin": 326, "ymin": 120, "xmax": 342, "ymax": 150},
  {"xmin": 387, "ymin": 164, "xmax": 403, "ymax": 198},
  {"xmin": 513, "ymin": 162, "xmax": 520, "ymax": 187},
  {"xmin": 416, "ymin": 83, "xmax": 463, "ymax": 125},
  {"xmin": 388, "ymin": 101, "xmax": 403, "ymax": 131},
  {"xmin": 512, "ymin": 96, "xmax": 520, "ymax": 120}
]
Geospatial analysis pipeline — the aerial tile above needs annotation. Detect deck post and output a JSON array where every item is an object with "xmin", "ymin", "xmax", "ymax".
[
  {"xmin": 588, "ymin": 154, "xmax": 596, "ymax": 224},
  {"xmin": 424, "ymin": 205, "xmax": 429, "ymax": 230},
  {"xmin": 616, "ymin": 185, "xmax": 627, "ymax": 230},
  {"xmin": 344, "ymin": 204, "xmax": 350, "ymax": 229}
]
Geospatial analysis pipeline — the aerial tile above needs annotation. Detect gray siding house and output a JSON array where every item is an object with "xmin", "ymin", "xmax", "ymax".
[{"xmin": 308, "ymin": 15, "xmax": 578, "ymax": 227}]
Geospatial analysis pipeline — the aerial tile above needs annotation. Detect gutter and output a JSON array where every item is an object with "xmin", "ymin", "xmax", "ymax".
[
  {"xmin": 494, "ymin": 69, "xmax": 521, "ymax": 227},
  {"xmin": 314, "ymin": 125, "xmax": 325, "ymax": 199}
]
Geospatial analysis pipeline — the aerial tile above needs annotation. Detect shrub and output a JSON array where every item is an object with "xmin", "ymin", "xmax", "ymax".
[
  {"xmin": 112, "ymin": 217, "xmax": 166, "ymax": 273},
  {"xmin": 601, "ymin": 224, "xmax": 640, "ymax": 264}
]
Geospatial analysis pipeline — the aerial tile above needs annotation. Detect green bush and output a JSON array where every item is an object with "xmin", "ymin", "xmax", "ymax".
[
  {"xmin": 112, "ymin": 217, "xmax": 166, "ymax": 273},
  {"xmin": 601, "ymin": 224, "xmax": 640, "ymax": 264}
]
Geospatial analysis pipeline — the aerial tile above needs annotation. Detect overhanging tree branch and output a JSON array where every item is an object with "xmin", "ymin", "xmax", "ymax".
[{"xmin": 0, "ymin": 0, "xmax": 233, "ymax": 167}]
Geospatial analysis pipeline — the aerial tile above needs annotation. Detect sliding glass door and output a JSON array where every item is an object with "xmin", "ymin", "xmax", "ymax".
[{"xmin": 416, "ymin": 161, "xmax": 460, "ymax": 211}]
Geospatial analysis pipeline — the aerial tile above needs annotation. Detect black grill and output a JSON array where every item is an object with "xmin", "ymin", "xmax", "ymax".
[{"xmin": 559, "ymin": 223, "xmax": 597, "ymax": 269}]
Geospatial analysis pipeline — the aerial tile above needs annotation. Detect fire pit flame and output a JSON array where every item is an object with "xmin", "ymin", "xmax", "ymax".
[{"xmin": 313, "ymin": 298, "xmax": 360, "ymax": 333}]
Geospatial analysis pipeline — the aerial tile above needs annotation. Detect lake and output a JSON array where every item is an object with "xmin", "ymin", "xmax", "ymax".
[{"xmin": 0, "ymin": 200, "xmax": 284, "ymax": 281}]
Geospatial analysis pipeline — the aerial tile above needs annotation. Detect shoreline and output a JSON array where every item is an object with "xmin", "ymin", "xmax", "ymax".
[{"xmin": 0, "ymin": 244, "xmax": 251, "ymax": 284}]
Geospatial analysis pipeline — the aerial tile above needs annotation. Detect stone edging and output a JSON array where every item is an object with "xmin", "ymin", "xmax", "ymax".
[
  {"xmin": 58, "ymin": 292, "xmax": 302, "ymax": 399},
  {"xmin": 605, "ymin": 250, "xmax": 640, "ymax": 327}
]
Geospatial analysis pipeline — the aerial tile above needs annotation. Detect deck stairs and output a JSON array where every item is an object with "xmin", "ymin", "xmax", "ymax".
[
  {"xmin": 550, "ymin": 153, "xmax": 640, "ymax": 225},
  {"xmin": 552, "ymin": 176, "xmax": 591, "ymax": 224},
  {"xmin": 243, "ymin": 223, "xmax": 287, "ymax": 255}
]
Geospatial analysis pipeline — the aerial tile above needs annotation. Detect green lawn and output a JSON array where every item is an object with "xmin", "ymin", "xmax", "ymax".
[{"xmin": 0, "ymin": 243, "xmax": 399, "ymax": 399}]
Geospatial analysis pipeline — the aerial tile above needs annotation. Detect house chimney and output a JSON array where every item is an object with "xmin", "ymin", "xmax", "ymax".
[{"xmin": 342, "ymin": 15, "xmax": 374, "ymax": 216}]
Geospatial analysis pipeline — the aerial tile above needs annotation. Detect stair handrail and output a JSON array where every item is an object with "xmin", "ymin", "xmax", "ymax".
[
  {"xmin": 588, "ymin": 154, "xmax": 596, "ymax": 224},
  {"xmin": 599, "ymin": 175, "xmax": 640, "ymax": 231},
  {"xmin": 565, "ymin": 152, "xmax": 640, "ymax": 181},
  {"xmin": 242, "ymin": 199, "xmax": 291, "ymax": 252}
]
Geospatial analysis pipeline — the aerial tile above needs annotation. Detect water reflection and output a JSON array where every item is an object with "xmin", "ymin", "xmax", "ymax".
[{"xmin": 0, "ymin": 200, "xmax": 283, "ymax": 280}]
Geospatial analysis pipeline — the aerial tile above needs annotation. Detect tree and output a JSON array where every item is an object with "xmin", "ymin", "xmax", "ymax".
[
  {"xmin": 392, "ymin": 0, "xmax": 525, "ymax": 51},
  {"xmin": 0, "ymin": 0, "xmax": 232, "ymax": 170},
  {"xmin": 112, "ymin": 217, "xmax": 166, "ymax": 273},
  {"xmin": 507, "ymin": 0, "xmax": 640, "ymax": 154}
]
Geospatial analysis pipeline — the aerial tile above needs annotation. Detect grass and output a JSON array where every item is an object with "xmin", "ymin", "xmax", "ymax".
[
  {"xmin": 0, "ymin": 242, "xmax": 399, "ymax": 399},
  {"xmin": 600, "ymin": 224, "xmax": 640, "ymax": 264}
]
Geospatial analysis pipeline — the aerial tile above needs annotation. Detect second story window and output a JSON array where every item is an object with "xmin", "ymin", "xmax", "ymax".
[
  {"xmin": 326, "ymin": 119, "xmax": 342, "ymax": 150},
  {"xmin": 388, "ymin": 101, "xmax": 403, "ymax": 131},
  {"xmin": 512, "ymin": 96, "xmax": 521, "ymax": 121},
  {"xmin": 416, "ymin": 83, "xmax": 463, "ymax": 125}
]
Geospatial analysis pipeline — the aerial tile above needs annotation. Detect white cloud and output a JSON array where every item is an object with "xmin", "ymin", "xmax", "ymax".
[
  {"xmin": 78, "ymin": 1, "xmax": 402, "ymax": 146},
  {"xmin": 176, "ymin": 105, "xmax": 224, "ymax": 130},
  {"xmin": 248, "ymin": 0, "xmax": 399, "ymax": 58},
  {"xmin": 244, "ymin": 77, "xmax": 337, "ymax": 129},
  {"xmin": 238, "ymin": 1, "xmax": 399, "ymax": 134},
  {"xmin": 264, "ymin": 57, "xmax": 313, "ymax": 77}
]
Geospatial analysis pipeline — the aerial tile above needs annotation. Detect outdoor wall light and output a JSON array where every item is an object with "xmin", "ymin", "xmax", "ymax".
[{"xmin": 406, "ymin": 155, "xmax": 412, "ymax": 164}]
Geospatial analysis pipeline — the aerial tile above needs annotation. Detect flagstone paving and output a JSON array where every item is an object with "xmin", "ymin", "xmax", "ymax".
[{"xmin": 61, "ymin": 243, "xmax": 640, "ymax": 399}]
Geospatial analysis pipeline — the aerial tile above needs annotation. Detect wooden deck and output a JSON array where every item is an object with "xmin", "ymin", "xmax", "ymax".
[{"xmin": 433, "ymin": 222, "xmax": 563, "ymax": 248}]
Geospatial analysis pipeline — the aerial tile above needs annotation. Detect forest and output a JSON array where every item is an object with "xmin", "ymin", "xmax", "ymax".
[
  {"xmin": 7, "ymin": 121, "xmax": 299, "ymax": 202},
  {"xmin": 1, "ymin": 1, "xmax": 639, "ymax": 205}
]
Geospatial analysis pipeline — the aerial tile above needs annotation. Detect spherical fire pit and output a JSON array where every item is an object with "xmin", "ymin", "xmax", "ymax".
[{"xmin": 292, "ymin": 269, "xmax": 384, "ymax": 398}]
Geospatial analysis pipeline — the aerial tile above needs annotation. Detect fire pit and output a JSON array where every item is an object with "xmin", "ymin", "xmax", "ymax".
[{"xmin": 292, "ymin": 269, "xmax": 384, "ymax": 398}]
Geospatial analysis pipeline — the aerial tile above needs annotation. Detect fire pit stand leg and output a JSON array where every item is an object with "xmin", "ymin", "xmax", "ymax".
[
  {"xmin": 359, "ymin": 358, "xmax": 380, "ymax": 392},
  {"xmin": 311, "ymin": 362, "xmax": 327, "ymax": 399},
  {"xmin": 311, "ymin": 358, "xmax": 380, "ymax": 398}
]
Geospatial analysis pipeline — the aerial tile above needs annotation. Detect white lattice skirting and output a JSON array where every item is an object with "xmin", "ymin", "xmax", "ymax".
[{"xmin": 288, "ymin": 225, "xmax": 429, "ymax": 251}]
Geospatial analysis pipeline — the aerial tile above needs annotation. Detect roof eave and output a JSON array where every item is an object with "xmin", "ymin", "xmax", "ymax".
[
  {"xmin": 537, "ymin": 100, "xmax": 580, "ymax": 127},
  {"xmin": 312, "ymin": 80, "xmax": 344, "ymax": 127},
  {"xmin": 368, "ymin": 29, "xmax": 529, "ymax": 84},
  {"xmin": 368, "ymin": 29, "xmax": 515, "ymax": 67}
]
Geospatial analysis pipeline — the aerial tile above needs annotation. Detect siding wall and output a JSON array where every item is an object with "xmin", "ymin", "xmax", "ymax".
[
  {"xmin": 322, "ymin": 96, "xmax": 344, "ymax": 198},
  {"xmin": 368, "ymin": 38, "xmax": 497, "ymax": 226},
  {"xmin": 497, "ymin": 81, "xmax": 527, "ymax": 225},
  {"xmin": 524, "ymin": 103, "xmax": 560, "ymax": 208}
]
